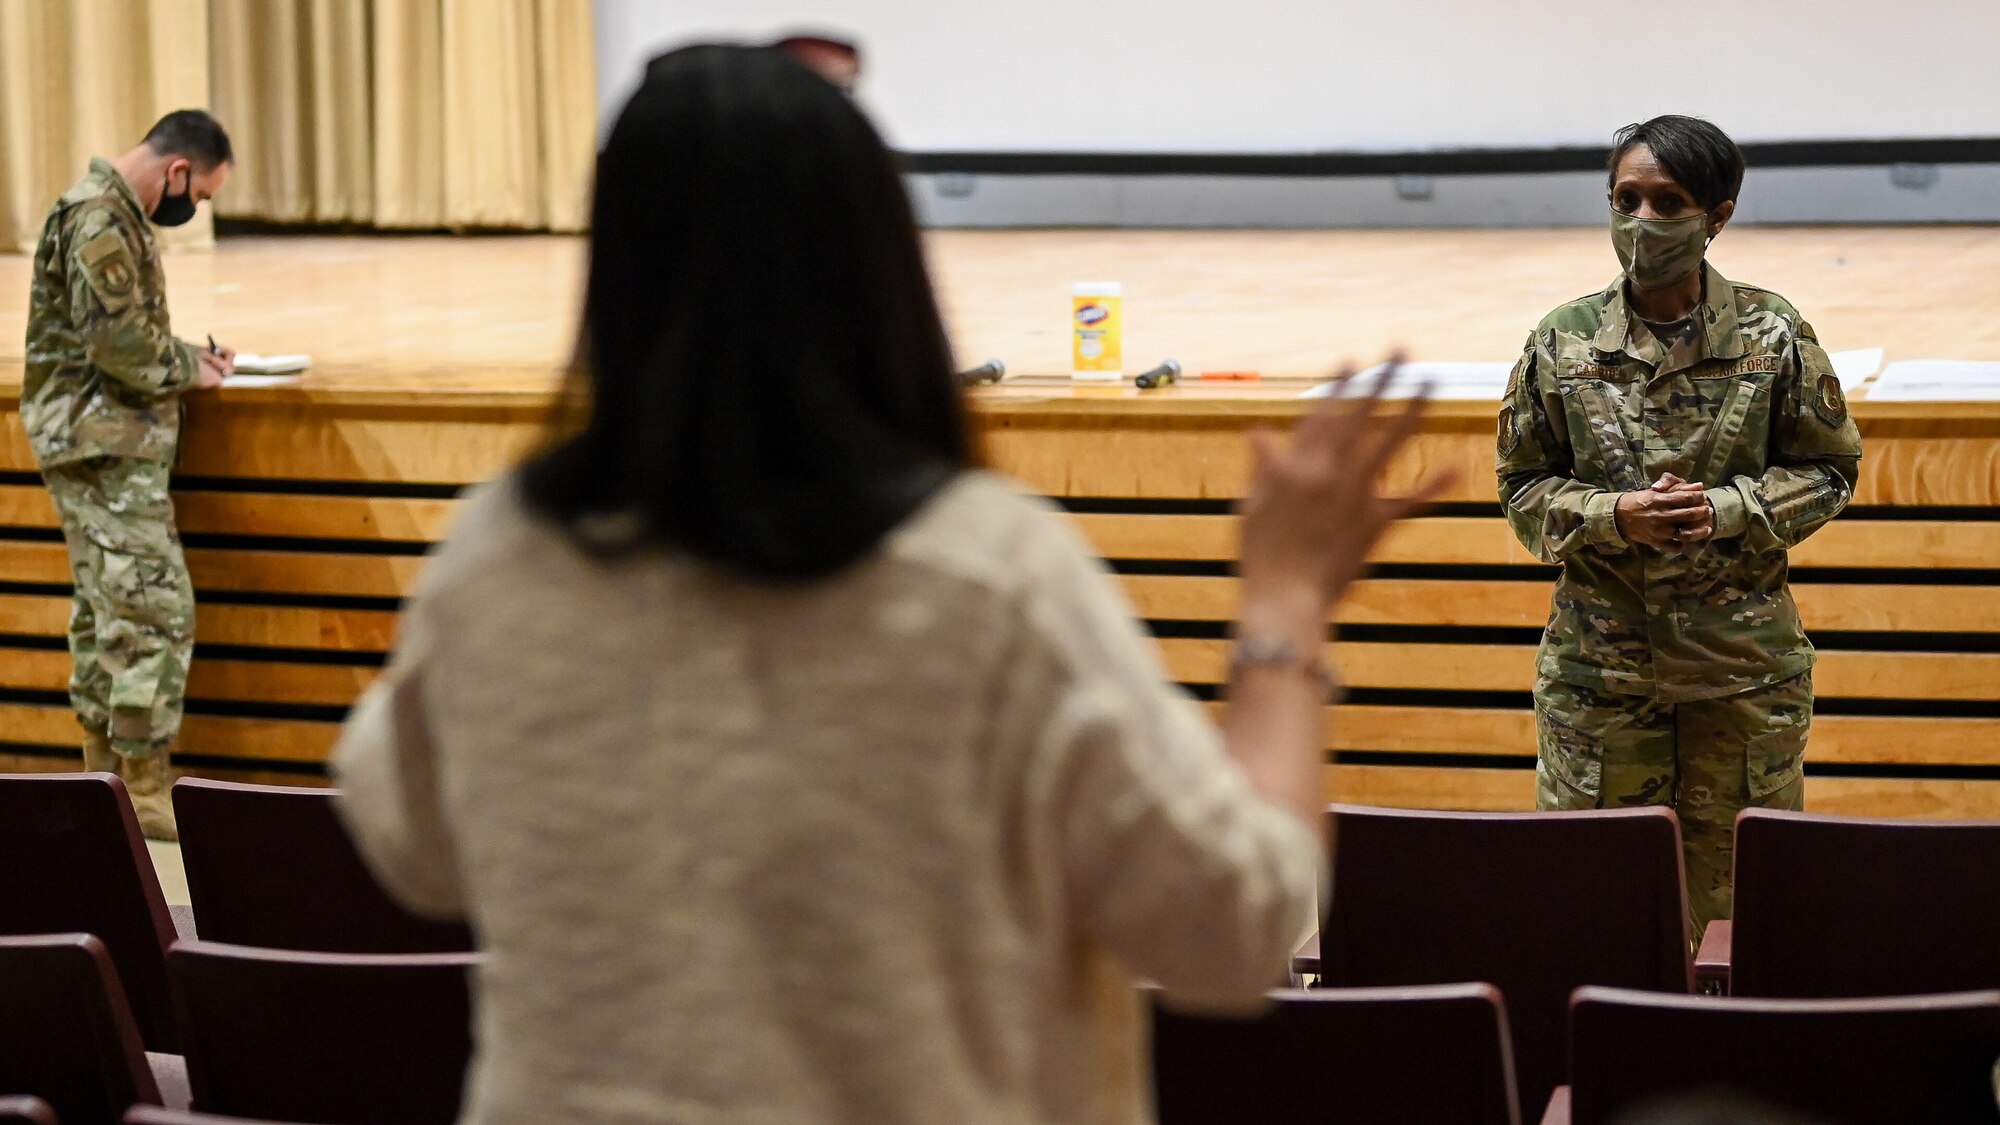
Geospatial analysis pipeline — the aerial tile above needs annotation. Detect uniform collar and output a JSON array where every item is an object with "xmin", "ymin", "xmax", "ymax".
[
  {"xmin": 87, "ymin": 156, "xmax": 148, "ymax": 224},
  {"xmin": 1591, "ymin": 261, "xmax": 1746, "ymax": 367}
]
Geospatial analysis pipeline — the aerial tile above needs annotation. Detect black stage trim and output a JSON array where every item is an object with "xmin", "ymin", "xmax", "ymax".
[
  {"xmin": 903, "ymin": 138, "xmax": 2000, "ymax": 178},
  {"xmin": 170, "ymin": 475, "xmax": 468, "ymax": 499},
  {"xmin": 1333, "ymin": 750, "xmax": 1534, "ymax": 770}
]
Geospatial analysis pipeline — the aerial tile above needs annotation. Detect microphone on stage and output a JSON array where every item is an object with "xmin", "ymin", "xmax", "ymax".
[
  {"xmin": 1134, "ymin": 359, "xmax": 1181, "ymax": 390},
  {"xmin": 958, "ymin": 358, "xmax": 1005, "ymax": 386}
]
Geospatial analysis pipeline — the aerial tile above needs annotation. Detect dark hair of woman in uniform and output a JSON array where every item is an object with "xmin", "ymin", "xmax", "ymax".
[
  {"xmin": 520, "ymin": 44, "xmax": 972, "ymax": 581},
  {"xmin": 1608, "ymin": 115, "xmax": 1745, "ymax": 215}
]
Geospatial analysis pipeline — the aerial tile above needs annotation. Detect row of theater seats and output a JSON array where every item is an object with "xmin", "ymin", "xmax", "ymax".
[
  {"xmin": 0, "ymin": 774, "xmax": 477, "ymax": 1125},
  {"xmin": 4, "ymin": 775, "xmax": 2000, "ymax": 1123},
  {"xmin": 1281, "ymin": 803, "xmax": 2000, "ymax": 1121},
  {"xmin": 1157, "ymin": 982, "xmax": 2000, "ymax": 1124}
]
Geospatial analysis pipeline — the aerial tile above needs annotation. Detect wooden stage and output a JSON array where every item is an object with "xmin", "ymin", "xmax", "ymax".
[{"xmin": 3, "ymin": 228, "xmax": 2000, "ymax": 817}]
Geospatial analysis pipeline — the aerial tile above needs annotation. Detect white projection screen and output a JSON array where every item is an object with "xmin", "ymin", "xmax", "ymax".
[{"xmin": 595, "ymin": 0, "xmax": 2000, "ymax": 154}]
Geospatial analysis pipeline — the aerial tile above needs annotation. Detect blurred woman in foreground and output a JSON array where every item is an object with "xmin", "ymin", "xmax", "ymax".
[{"xmin": 334, "ymin": 44, "xmax": 1445, "ymax": 1125}]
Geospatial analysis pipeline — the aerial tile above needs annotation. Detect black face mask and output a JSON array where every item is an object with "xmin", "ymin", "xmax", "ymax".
[{"xmin": 151, "ymin": 166, "xmax": 197, "ymax": 227}]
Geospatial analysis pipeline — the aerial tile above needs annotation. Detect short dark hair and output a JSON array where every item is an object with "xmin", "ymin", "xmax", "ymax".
[
  {"xmin": 520, "ymin": 45, "xmax": 972, "ymax": 582},
  {"xmin": 143, "ymin": 109, "xmax": 233, "ymax": 170},
  {"xmin": 1608, "ymin": 115, "xmax": 1745, "ymax": 212}
]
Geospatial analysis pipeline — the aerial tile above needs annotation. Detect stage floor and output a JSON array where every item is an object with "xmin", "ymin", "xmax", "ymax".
[{"xmin": 3, "ymin": 226, "xmax": 1999, "ymax": 392}]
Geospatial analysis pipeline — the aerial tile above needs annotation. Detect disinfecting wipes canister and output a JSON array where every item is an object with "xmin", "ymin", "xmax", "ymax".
[{"xmin": 1071, "ymin": 281, "xmax": 1122, "ymax": 380}]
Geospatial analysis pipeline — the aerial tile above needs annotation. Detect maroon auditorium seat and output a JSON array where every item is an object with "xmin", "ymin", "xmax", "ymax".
[
  {"xmin": 172, "ymin": 779, "xmax": 473, "ymax": 953},
  {"xmin": 1151, "ymin": 983, "xmax": 1520, "ymax": 1125},
  {"xmin": 169, "ymin": 940, "xmax": 476, "ymax": 1125},
  {"xmin": 0, "ymin": 935, "xmax": 164, "ymax": 1125},
  {"xmin": 1305, "ymin": 805, "xmax": 1691, "ymax": 1122},
  {"xmin": 1550, "ymin": 985, "xmax": 2000, "ymax": 1124},
  {"xmin": 126, "ymin": 1110, "xmax": 308, "ymax": 1125},
  {"xmin": 0, "ymin": 1098, "xmax": 56, "ymax": 1125},
  {"xmin": 1697, "ymin": 809, "xmax": 2000, "ymax": 998},
  {"xmin": 0, "ymin": 774, "xmax": 181, "ymax": 1051}
]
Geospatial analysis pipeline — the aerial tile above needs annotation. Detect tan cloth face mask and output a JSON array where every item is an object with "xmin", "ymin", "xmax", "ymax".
[{"xmin": 1611, "ymin": 208, "xmax": 1709, "ymax": 291}]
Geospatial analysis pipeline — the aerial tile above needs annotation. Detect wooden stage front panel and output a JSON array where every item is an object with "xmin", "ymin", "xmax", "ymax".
[
  {"xmin": 0, "ymin": 379, "xmax": 1993, "ymax": 817},
  {"xmin": 2, "ymin": 229, "xmax": 1999, "ymax": 813}
]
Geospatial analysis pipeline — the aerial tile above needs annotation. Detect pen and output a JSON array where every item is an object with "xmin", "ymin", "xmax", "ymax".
[{"xmin": 206, "ymin": 334, "xmax": 221, "ymax": 356}]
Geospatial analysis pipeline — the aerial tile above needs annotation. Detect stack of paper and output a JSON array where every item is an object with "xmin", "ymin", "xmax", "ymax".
[
  {"xmin": 233, "ymin": 353, "xmax": 311, "ymax": 375},
  {"xmin": 1299, "ymin": 361, "xmax": 1514, "ymax": 400},
  {"xmin": 1829, "ymin": 348, "xmax": 1884, "ymax": 392},
  {"xmin": 1866, "ymin": 361, "xmax": 2000, "ymax": 402}
]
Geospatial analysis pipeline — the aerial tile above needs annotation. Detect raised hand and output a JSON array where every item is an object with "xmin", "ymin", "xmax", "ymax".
[{"xmin": 1237, "ymin": 357, "xmax": 1457, "ymax": 616}]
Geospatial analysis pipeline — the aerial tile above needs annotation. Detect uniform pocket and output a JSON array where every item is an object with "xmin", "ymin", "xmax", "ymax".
[
  {"xmin": 93, "ymin": 548, "xmax": 189, "ymax": 631},
  {"xmin": 1559, "ymin": 381, "xmax": 1647, "ymax": 493},
  {"xmin": 1746, "ymin": 716, "xmax": 1808, "ymax": 800},
  {"xmin": 1535, "ymin": 677, "xmax": 1623, "ymax": 807},
  {"xmin": 1688, "ymin": 375, "xmax": 1772, "ymax": 484},
  {"xmin": 1745, "ymin": 676, "xmax": 1812, "ymax": 801}
]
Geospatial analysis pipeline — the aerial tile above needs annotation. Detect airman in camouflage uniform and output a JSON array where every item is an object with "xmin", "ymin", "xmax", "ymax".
[
  {"xmin": 1498, "ymin": 259, "xmax": 1863, "ymax": 937},
  {"xmin": 23, "ymin": 112, "xmax": 234, "ymax": 840}
]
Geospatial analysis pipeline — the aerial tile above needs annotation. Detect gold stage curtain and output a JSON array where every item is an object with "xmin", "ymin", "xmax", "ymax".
[
  {"xmin": 213, "ymin": 0, "xmax": 595, "ymax": 231},
  {"xmin": 0, "ymin": 0, "xmax": 216, "ymax": 254},
  {"xmin": 206, "ymin": 0, "xmax": 373, "ymax": 223},
  {"xmin": 0, "ymin": 0, "xmax": 593, "ymax": 250}
]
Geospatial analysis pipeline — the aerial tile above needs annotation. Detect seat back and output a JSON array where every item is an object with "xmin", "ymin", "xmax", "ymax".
[
  {"xmin": 1569, "ymin": 985, "xmax": 2000, "ymax": 1124},
  {"xmin": 170, "ymin": 940, "xmax": 476, "ymax": 1125},
  {"xmin": 1151, "ymin": 983, "xmax": 1520, "ymax": 1125},
  {"xmin": 1732, "ymin": 808, "xmax": 2000, "ymax": 998},
  {"xmin": 0, "ymin": 774, "xmax": 179, "ymax": 1050},
  {"xmin": 0, "ymin": 935, "xmax": 161, "ymax": 1125},
  {"xmin": 1317, "ymin": 805, "xmax": 1690, "ymax": 1121},
  {"xmin": 127, "ymin": 1109, "xmax": 307, "ymax": 1125},
  {"xmin": 0, "ymin": 1097, "xmax": 57, "ymax": 1125},
  {"xmin": 173, "ymin": 779, "xmax": 473, "ymax": 953}
]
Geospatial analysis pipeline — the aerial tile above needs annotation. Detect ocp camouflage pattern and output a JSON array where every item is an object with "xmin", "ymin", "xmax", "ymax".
[
  {"xmin": 23, "ymin": 157, "xmax": 197, "ymax": 469},
  {"xmin": 1497, "ymin": 264, "xmax": 1864, "ymax": 703}
]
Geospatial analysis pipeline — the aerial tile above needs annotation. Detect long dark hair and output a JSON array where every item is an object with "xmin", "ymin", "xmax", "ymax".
[{"xmin": 521, "ymin": 44, "xmax": 972, "ymax": 581}]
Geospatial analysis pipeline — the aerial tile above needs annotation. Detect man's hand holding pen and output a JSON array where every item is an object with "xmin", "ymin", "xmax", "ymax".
[{"xmin": 196, "ymin": 333, "xmax": 235, "ymax": 389}]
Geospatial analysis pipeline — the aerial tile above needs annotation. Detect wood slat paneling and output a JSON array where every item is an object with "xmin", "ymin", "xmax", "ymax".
[
  {"xmin": 0, "ymin": 648, "xmax": 377, "ymax": 707},
  {"xmin": 0, "ymin": 485, "xmax": 458, "ymax": 541},
  {"xmin": 1122, "ymin": 574, "xmax": 2000, "ymax": 634},
  {"xmin": 0, "ymin": 703, "xmax": 335, "ymax": 763},
  {"xmin": 1167, "ymin": 638, "xmax": 2000, "ymax": 702},
  {"xmin": 0, "ymin": 595, "xmax": 398, "ymax": 652},
  {"xmin": 0, "ymin": 750, "xmax": 326, "ymax": 788},
  {"xmin": 1320, "ymin": 763, "xmax": 2000, "ymax": 818},
  {"xmin": 1076, "ymin": 512, "xmax": 2000, "ymax": 571},
  {"xmin": 0, "ymin": 541, "xmax": 423, "ymax": 598},
  {"xmin": 1191, "ymin": 703, "xmax": 2000, "ymax": 768},
  {"xmin": 998, "ymin": 420, "xmax": 2000, "ymax": 507},
  {"xmin": 185, "ymin": 549, "xmax": 423, "ymax": 598}
]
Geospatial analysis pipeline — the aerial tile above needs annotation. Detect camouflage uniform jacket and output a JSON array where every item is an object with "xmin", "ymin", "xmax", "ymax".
[
  {"xmin": 23, "ymin": 157, "xmax": 198, "ymax": 469},
  {"xmin": 1497, "ymin": 264, "xmax": 1863, "ymax": 703}
]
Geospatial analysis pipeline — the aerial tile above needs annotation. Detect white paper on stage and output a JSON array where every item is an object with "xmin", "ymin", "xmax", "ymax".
[
  {"xmin": 1866, "ymin": 360, "xmax": 2000, "ymax": 401},
  {"xmin": 223, "ymin": 373, "xmax": 302, "ymax": 388},
  {"xmin": 1298, "ymin": 361, "xmax": 1515, "ymax": 400},
  {"xmin": 232, "ymin": 353, "xmax": 312, "ymax": 375},
  {"xmin": 1829, "ymin": 348, "xmax": 1884, "ymax": 390}
]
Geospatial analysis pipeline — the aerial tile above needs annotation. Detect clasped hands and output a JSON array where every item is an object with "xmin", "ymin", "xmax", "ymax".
[{"xmin": 1614, "ymin": 472, "xmax": 1713, "ymax": 552}]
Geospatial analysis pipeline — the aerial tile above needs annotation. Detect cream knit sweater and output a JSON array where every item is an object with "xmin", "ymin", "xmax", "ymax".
[{"xmin": 335, "ymin": 470, "xmax": 1321, "ymax": 1125}]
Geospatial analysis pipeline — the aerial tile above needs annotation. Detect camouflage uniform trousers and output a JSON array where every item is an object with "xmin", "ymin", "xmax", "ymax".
[
  {"xmin": 43, "ymin": 457, "xmax": 193, "ymax": 760},
  {"xmin": 1534, "ymin": 672, "xmax": 1810, "ymax": 939}
]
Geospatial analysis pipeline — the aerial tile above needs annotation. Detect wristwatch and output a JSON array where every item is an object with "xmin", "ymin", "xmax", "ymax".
[{"xmin": 1230, "ymin": 636, "xmax": 1338, "ymax": 700}]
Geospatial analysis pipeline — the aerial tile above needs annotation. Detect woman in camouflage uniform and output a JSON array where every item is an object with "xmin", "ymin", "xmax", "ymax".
[{"xmin": 1497, "ymin": 116, "xmax": 1863, "ymax": 938}]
